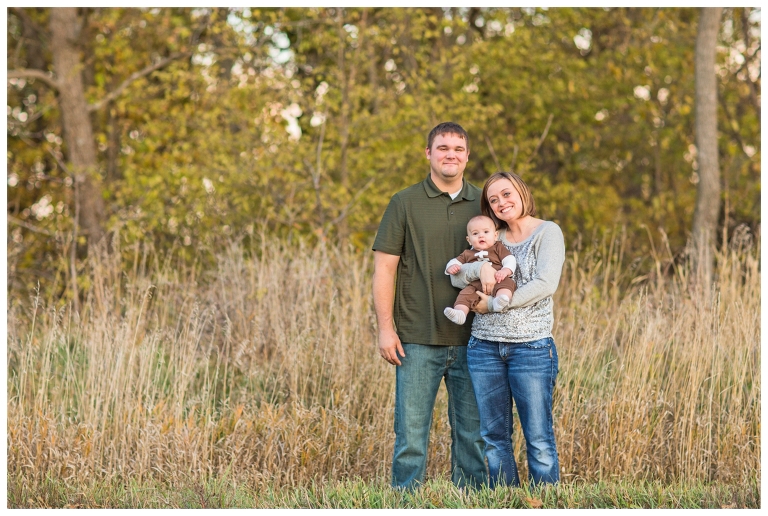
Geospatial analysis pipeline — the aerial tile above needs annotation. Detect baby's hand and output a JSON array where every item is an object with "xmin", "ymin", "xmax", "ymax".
[
  {"xmin": 495, "ymin": 268, "xmax": 512, "ymax": 283},
  {"xmin": 447, "ymin": 264, "xmax": 461, "ymax": 275}
]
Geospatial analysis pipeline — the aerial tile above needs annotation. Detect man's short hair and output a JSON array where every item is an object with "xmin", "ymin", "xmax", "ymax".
[{"xmin": 427, "ymin": 122, "xmax": 469, "ymax": 152}]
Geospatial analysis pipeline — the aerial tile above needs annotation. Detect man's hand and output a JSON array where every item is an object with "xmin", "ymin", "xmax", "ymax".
[
  {"xmin": 495, "ymin": 267, "xmax": 512, "ymax": 283},
  {"xmin": 378, "ymin": 328, "xmax": 406, "ymax": 366},
  {"xmin": 446, "ymin": 264, "xmax": 461, "ymax": 275},
  {"xmin": 373, "ymin": 251, "xmax": 404, "ymax": 366},
  {"xmin": 474, "ymin": 292, "xmax": 490, "ymax": 314},
  {"xmin": 479, "ymin": 262, "xmax": 496, "ymax": 294}
]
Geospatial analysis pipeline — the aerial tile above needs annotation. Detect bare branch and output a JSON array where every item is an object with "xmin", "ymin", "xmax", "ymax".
[
  {"xmin": 47, "ymin": 148, "xmax": 74, "ymax": 177},
  {"xmin": 7, "ymin": 68, "xmax": 60, "ymax": 90},
  {"xmin": 328, "ymin": 176, "xmax": 376, "ymax": 227},
  {"xmin": 88, "ymin": 52, "xmax": 191, "ymax": 112},
  {"xmin": 8, "ymin": 215, "xmax": 56, "ymax": 237},
  {"xmin": 315, "ymin": 119, "xmax": 326, "ymax": 187},
  {"xmin": 484, "ymin": 135, "xmax": 502, "ymax": 172},
  {"xmin": 526, "ymin": 113, "xmax": 554, "ymax": 164},
  {"xmin": 511, "ymin": 145, "xmax": 519, "ymax": 173},
  {"xmin": 313, "ymin": 120, "xmax": 327, "ymax": 227}
]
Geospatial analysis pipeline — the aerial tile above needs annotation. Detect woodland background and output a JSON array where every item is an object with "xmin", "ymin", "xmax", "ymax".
[
  {"xmin": 4, "ymin": 7, "xmax": 762, "ymax": 507},
  {"xmin": 6, "ymin": 7, "xmax": 761, "ymax": 298}
]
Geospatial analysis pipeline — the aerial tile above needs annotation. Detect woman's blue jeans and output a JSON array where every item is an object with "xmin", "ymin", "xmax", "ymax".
[
  {"xmin": 392, "ymin": 343, "xmax": 486, "ymax": 490},
  {"xmin": 467, "ymin": 336, "xmax": 560, "ymax": 488}
]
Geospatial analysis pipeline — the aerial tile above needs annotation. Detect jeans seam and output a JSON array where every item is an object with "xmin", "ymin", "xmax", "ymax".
[
  {"xmin": 548, "ymin": 341, "xmax": 558, "ymax": 481},
  {"xmin": 502, "ymin": 341, "xmax": 514, "ymax": 483},
  {"xmin": 505, "ymin": 377, "xmax": 513, "ymax": 479}
]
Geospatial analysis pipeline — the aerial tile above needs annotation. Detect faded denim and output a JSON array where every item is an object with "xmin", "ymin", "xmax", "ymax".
[
  {"xmin": 392, "ymin": 343, "xmax": 486, "ymax": 490},
  {"xmin": 467, "ymin": 335, "xmax": 560, "ymax": 487}
]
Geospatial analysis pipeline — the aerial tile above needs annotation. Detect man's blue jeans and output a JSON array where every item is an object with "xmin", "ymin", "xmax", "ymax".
[
  {"xmin": 392, "ymin": 343, "xmax": 486, "ymax": 490},
  {"xmin": 467, "ymin": 336, "xmax": 560, "ymax": 488}
]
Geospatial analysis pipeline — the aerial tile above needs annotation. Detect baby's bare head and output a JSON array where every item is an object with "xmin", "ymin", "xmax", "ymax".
[{"xmin": 466, "ymin": 215, "xmax": 498, "ymax": 251}]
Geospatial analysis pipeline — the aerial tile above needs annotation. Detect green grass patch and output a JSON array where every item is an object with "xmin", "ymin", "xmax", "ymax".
[{"xmin": 8, "ymin": 474, "xmax": 760, "ymax": 509}]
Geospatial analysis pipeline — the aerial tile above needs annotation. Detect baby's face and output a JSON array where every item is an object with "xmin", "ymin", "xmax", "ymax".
[{"xmin": 466, "ymin": 218, "xmax": 498, "ymax": 251}]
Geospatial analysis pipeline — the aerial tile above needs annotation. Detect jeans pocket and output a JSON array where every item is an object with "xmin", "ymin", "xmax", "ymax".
[
  {"xmin": 523, "ymin": 337, "xmax": 552, "ymax": 349},
  {"xmin": 467, "ymin": 336, "xmax": 479, "ymax": 350}
]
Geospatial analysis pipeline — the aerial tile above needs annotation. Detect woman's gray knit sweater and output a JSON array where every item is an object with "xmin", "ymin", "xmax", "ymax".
[{"xmin": 451, "ymin": 220, "xmax": 565, "ymax": 343}]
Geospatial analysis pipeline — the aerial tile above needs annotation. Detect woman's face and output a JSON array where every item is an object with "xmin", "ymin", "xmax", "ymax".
[{"xmin": 486, "ymin": 178, "xmax": 523, "ymax": 223}]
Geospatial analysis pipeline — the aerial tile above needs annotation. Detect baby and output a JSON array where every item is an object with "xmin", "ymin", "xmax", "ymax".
[{"xmin": 444, "ymin": 215, "xmax": 517, "ymax": 325}]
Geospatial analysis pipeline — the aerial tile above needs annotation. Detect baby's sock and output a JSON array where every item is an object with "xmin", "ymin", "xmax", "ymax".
[
  {"xmin": 492, "ymin": 294, "xmax": 510, "ymax": 312},
  {"xmin": 444, "ymin": 307, "xmax": 467, "ymax": 325}
]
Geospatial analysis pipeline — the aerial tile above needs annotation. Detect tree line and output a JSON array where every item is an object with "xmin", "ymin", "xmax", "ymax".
[{"xmin": 6, "ymin": 7, "xmax": 761, "ymax": 298}]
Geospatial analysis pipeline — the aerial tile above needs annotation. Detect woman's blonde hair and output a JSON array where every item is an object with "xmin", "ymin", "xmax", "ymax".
[{"xmin": 480, "ymin": 172, "xmax": 536, "ymax": 229}]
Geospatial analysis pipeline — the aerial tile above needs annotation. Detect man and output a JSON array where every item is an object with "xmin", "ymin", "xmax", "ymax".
[{"xmin": 372, "ymin": 122, "xmax": 486, "ymax": 490}]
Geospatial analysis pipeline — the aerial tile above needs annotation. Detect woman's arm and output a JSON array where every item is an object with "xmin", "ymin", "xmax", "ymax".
[{"xmin": 508, "ymin": 222, "xmax": 565, "ymax": 308}]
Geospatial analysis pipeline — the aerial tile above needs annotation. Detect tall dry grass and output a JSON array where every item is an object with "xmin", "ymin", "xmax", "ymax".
[{"xmin": 6, "ymin": 228, "xmax": 760, "ymax": 491}]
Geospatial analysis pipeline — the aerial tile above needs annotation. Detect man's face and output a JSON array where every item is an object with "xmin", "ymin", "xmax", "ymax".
[
  {"xmin": 425, "ymin": 133, "xmax": 469, "ymax": 184},
  {"xmin": 466, "ymin": 218, "xmax": 499, "ymax": 251}
]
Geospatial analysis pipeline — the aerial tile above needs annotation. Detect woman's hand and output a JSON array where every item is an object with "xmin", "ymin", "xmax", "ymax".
[
  {"xmin": 479, "ymin": 262, "xmax": 496, "ymax": 294},
  {"xmin": 474, "ymin": 292, "xmax": 490, "ymax": 314}
]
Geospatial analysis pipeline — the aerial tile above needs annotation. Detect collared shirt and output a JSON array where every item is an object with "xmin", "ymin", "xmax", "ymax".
[{"xmin": 373, "ymin": 174, "xmax": 481, "ymax": 346}]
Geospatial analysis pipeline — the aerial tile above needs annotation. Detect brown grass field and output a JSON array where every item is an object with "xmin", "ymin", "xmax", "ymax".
[{"xmin": 6, "ymin": 228, "xmax": 760, "ymax": 499}]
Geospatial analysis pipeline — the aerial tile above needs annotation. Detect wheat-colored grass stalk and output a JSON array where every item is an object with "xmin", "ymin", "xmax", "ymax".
[{"xmin": 6, "ymin": 228, "xmax": 760, "ymax": 490}]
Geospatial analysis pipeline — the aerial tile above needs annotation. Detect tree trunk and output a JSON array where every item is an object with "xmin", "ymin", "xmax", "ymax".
[
  {"xmin": 50, "ymin": 7, "xmax": 105, "ymax": 243},
  {"xmin": 691, "ymin": 7, "xmax": 722, "ymax": 285}
]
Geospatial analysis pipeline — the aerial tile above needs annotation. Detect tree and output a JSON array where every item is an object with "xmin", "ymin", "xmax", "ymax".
[
  {"xmin": 7, "ymin": 7, "xmax": 760, "ymax": 300},
  {"xmin": 8, "ymin": 7, "xmax": 193, "ymax": 245},
  {"xmin": 48, "ymin": 8, "xmax": 105, "ymax": 242},
  {"xmin": 691, "ymin": 7, "xmax": 723, "ymax": 284},
  {"xmin": 7, "ymin": 7, "xmax": 252, "ymax": 298}
]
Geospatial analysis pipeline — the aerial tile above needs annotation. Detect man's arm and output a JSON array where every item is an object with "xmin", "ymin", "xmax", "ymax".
[{"xmin": 373, "ymin": 251, "xmax": 405, "ymax": 366}]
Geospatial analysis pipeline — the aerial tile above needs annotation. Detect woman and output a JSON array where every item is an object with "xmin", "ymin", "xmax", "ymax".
[{"xmin": 452, "ymin": 171, "xmax": 564, "ymax": 488}]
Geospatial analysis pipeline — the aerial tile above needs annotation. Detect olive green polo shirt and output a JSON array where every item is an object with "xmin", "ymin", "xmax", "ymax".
[{"xmin": 373, "ymin": 174, "xmax": 482, "ymax": 346}]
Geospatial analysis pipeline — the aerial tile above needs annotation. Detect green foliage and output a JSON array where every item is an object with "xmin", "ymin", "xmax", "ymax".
[{"xmin": 6, "ymin": 7, "xmax": 761, "ymax": 299}]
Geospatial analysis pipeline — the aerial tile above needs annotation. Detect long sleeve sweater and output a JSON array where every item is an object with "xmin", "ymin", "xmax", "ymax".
[{"xmin": 450, "ymin": 220, "xmax": 565, "ymax": 343}]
